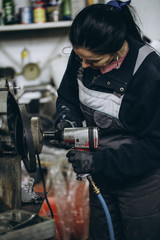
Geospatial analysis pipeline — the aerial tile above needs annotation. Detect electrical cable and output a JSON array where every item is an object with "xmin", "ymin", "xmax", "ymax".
[
  {"xmin": 37, "ymin": 154, "xmax": 54, "ymax": 219},
  {"xmin": 87, "ymin": 175, "xmax": 115, "ymax": 240}
]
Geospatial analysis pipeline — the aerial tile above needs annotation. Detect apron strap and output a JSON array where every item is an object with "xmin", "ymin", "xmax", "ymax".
[{"xmin": 133, "ymin": 45, "xmax": 154, "ymax": 76}]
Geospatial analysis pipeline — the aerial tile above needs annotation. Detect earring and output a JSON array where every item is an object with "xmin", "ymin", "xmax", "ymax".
[{"xmin": 116, "ymin": 54, "xmax": 119, "ymax": 69}]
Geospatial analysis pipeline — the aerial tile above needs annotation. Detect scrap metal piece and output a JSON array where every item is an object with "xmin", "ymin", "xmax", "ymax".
[{"xmin": 21, "ymin": 178, "xmax": 42, "ymax": 203}]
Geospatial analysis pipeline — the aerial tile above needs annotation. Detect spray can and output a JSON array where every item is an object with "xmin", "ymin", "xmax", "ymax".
[{"xmin": 20, "ymin": 7, "xmax": 33, "ymax": 24}]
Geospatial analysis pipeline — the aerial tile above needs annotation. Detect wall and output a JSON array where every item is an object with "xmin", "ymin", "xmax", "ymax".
[
  {"xmin": 131, "ymin": 0, "xmax": 160, "ymax": 41},
  {"xmin": 104, "ymin": 0, "xmax": 160, "ymax": 41},
  {"xmin": 0, "ymin": 28, "xmax": 71, "ymax": 90}
]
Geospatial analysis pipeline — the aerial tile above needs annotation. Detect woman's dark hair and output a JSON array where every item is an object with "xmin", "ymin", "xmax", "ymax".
[{"xmin": 69, "ymin": 1, "xmax": 143, "ymax": 54}]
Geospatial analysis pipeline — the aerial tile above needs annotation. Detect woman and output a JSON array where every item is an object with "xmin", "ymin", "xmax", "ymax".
[{"xmin": 55, "ymin": 1, "xmax": 160, "ymax": 239}]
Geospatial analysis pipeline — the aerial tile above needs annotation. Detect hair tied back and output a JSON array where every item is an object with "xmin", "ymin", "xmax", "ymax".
[{"xmin": 106, "ymin": 0, "xmax": 131, "ymax": 11}]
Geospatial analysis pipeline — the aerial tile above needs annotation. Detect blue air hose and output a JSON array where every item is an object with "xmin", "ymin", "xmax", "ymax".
[
  {"xmin": 97, "ymin": 193, "xmax": 115, "ymax": 240},
  {"xmin": 87, "ymin": 175, "xmax": 115, "ymax": 240}
]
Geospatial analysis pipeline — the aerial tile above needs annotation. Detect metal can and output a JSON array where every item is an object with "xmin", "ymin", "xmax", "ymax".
[
  {"xmin": 33, "ymin": 6, "xmax": 46, "ymax": 23},
  {"xmin": 20, "ymin": 7, "xmax": 33, "ymax": 24}
]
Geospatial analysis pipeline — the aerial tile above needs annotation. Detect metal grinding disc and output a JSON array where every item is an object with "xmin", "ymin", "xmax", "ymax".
[
  {"xmin": 15, "ymin": 104, "xmax": 37, "ymax": 172},
  {"xmin": 31, "ymin": 116, "xmax": 43, "ymax": 154},
  {"xmin": 0, "ymin": 77, "xmax": 37, "ymax": 173}
]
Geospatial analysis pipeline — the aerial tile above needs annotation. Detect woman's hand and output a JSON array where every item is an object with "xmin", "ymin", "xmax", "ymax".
[{"xmin": 66, "ymin": 149, "xmax": 94, "ymax": 174}]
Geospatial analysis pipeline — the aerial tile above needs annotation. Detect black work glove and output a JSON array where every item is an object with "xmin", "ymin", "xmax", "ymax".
[
  {"xmin": 66, "ymin": 149, "xmax": 94, "ymax": 174},
  {"xmin": 57, "ymin": 120, "xmax": 72, "ymax": 131},
  {"xmin": 51, "ymin": 120, "xmax": 74, "ymax": 149}
]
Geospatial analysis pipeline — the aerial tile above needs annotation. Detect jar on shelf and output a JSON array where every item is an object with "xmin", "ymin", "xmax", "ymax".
[{"xmin": 46, "ymin": 4, "xmax": 61, "ymax": 22}]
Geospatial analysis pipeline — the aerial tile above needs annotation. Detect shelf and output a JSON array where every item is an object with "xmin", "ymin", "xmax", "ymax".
[{"xmin": 0, "ymin": 21, "xmax": 72, "ymax": 32}]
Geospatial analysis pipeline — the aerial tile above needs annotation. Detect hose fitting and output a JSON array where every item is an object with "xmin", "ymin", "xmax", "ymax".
[
  {"xmin": 87, "ymin": 175, "xmax": 100, "ymax": 195},
  {"xmin": 87, "ymin": 175, "xmax": 115, "ymax": 240}
]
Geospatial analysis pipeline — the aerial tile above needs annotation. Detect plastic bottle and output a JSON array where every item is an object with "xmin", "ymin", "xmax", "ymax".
[
  {"xmin": 62, "ymin": 0, "xmax": 72, "ymax": 20},
  {"xmin": 21, "ymin": 48, "xmax": 30, "ymax": 68},
  {"xmin": 2, "ymin": 0, "xmax": 15, "ymax": 25}
]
